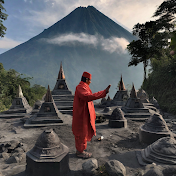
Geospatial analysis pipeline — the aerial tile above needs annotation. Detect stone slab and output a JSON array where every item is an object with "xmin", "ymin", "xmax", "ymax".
[
  {"xmin": 52, "ymin": 90, "xmax": 72, "ymax": 95},
  {"xmin": 108, "ymin": 119, "xmax": 127, "ymax": 128},
  {"xmin": 24, "ymin": 120, "xmax": 67, "ymax": 128},
  {"xmin": 0, "ymin": 113, "xmax": 28, "ymax": 119},
  {"xmin": 124, "ymin": 113, "xmax": 151, "ymax": 118},
  {"xmin": 121, "ymin": 106, "xmax": 150, "ymax": 113},
  {"xmin": 54, "ymin": 101, "xmax": 73, "ymax": 106},
  {"xmin": 57, "ymin": 106, "xmax": 73, "ymax": 110},
  {"xmin": 59, "ymin": 110, "xmax": 73, "ymax": 115}
]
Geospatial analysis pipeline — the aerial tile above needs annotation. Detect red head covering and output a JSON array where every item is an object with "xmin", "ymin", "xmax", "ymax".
[{"xmin": 82, "ymin": 71, "xmax": 92, "ymax": 79}]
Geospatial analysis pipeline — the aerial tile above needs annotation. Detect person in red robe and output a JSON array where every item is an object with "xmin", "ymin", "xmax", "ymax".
[{"xmin": 72, "ymin": 71, "xmax": 111, "ymax": 158}]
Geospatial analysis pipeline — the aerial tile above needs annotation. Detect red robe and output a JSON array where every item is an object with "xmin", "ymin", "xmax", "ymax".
[{"xmin": 72, "ymin": 81, "xmax": 107, "ymax": 141}]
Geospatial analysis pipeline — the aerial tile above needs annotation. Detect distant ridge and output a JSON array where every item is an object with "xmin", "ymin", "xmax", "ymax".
[{"xmin": 0, "ymin": 6, "xmax": 143, "ymax": 98}]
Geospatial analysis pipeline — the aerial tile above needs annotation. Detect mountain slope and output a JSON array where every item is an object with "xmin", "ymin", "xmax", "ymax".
[
  {"xmin": 34, "ymin": 6, "xmax": 134, "ymax": 40},
  {"xmin": 0, "ymin": 6, "xmax": 143, "ymax": 98}
]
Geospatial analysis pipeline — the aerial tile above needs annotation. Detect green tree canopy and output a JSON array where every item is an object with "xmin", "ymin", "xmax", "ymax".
[
  {"xmin": 127, "ymin": 21, "xmax": 166, "ymax": 80},
  {"xmin": 0, "ymin": 63, "xmax": 47, "ymax": 112},
  {"xmin": 153, "ymin": 0, "xmax": 176, "ymax": 32},
  {"xmin": 127, "ymin": 0, "xmax": 176, "ymax": 81}
]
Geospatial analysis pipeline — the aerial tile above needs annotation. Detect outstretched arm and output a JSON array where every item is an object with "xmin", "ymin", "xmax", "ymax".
[{"xmin": 77, "ymin": 85, "xmax": 111, "ymax": 102}]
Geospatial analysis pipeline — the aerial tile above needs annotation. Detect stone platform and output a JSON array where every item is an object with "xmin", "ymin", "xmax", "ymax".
[
  {"xmin": 108, "ymin": 108, "xmax": 127, "ymax": 128},
  {"xmin": 26, "ymin": 129, "xmax": 70, "ymax": 176}
]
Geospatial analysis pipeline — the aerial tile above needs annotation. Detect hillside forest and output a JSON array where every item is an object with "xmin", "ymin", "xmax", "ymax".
[
  {"xmin": 127, "ymin": 0, "xmax": 176, "ymax": 114},
  {"xmin": 0, "ymin": 63, "xmax": 46, "ymax": 112}
]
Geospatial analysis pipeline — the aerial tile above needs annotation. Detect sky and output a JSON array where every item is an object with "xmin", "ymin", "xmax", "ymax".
[{"xmin": 0, "ymin": 0, "xmax": 164, "ymax": 54}]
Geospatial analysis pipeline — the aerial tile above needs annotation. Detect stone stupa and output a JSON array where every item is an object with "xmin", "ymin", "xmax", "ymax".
[
  {"xmin": 0, "ymin": 85, "xmax": 32, "ymax": 118},
  {"xmin": 113, "ymin": 75, "xmax": 129, "ymax": 105},
  {"xmin": 26, "ymin": 129, "xmax": 70, "ymax": 176},
  {"xmin": 121, "ymin": 84, "xmax": 150, "ymax": 120},
  {"xmin": 52, "ymin": 62, "xmax": 74, "ymax": 115},
  {"xmin": 137, "ymin": 89, "xmax": 149, "ymax": 103},
  {"xmin": 30, "ymin": 100, "xmax": 44, "ymax": 115},
  {"xmin": 24, "ymin": 85, "xmax": 64, "ymax": 127},
  {"xmin": 137, "ymin": 137, "xmax": 176, "ymax": 165},
  {"xmin": 109, "ymin": 108, "xmax": 127, "ymax": 128},
  {"xmin": 139, "ymin": 113, "xmax": 172, "ymax": 144}
]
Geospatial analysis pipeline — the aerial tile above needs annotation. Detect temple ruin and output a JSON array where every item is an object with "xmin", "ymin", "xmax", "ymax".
[
  {"xmin": 26, "ymin": 129, "xmax": 70, "ymax": 176},
  {"xmin": 113, "ymin": 75, "xmax": 129, "ymax": 105},
  {"xmin": 0, "ymin": 85, "xmax": 32, "ymax": 118},
  {"xmin": 30, "ymin": 100, "xmax": 44, "ymax": 115},
  {"xmin": 24, "ymin": 85, "xmax": 64, "ymax": 127},
  {"xmin": 121, "ymin": 84, "xmax": 150, "ymax": 120},
  {"xmin": 52, "ymin": 62, "xmax": 74, "ymax": 115},
  {"xmin": 137, "ymin": 89, "xmax": 149, "ymax": 103},
  {"xmin": 139, "ymin": 113, "xmax": 172, "ymax": 144}
]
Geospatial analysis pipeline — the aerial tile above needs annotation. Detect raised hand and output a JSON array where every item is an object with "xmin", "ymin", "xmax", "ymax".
[{"xmin": 105, "ymin": 84, "xmax": 111, "ymax": 93}]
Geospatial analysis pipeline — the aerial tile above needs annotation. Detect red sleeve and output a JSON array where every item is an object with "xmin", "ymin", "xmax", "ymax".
[{"xmin": 77, "ymin": 86, "xmax": 107, "ymax": 102}]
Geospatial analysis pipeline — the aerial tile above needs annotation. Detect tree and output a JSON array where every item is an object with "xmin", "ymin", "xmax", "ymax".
[
  {"xmin": 127, "ymin": 0, "xmax": 176, "ymax": 81},
  {"xmin": 0, "ymin": 0, "xmax": 8, "ymax": 37},
  {"xmin": 153, "ymin": 0, "xmax": 176, "ymax": 32},
  {"xmin": 127, "ymin": 21, "xmax": 165, "ymax": 80}
]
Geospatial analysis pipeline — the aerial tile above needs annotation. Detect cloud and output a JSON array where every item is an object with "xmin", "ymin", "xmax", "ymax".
[
  {"xmin": 0, "ymin": 37, "xmax": 22, "ymax": 49},
  {"xmin": 41, "ymin": 33, "xmax": 129, "ymax": 53},
  {"xmin": 101, "ymin": 37, "xmax": 129, "ymax": 53}
]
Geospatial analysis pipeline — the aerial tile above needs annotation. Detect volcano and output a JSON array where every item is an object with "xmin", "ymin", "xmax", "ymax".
[{"xmin": 0, "ymin": 6, "xmax": 143, "ymax": 97}]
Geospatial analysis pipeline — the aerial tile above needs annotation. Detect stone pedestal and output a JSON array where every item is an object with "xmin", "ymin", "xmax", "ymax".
[
  {"xmin": 109, "ymin": 108, "xmax": 127, "ymax": 128},
  {"xmin": 25, "ymin": 129, "xmax": 70, "ymax": 176}
]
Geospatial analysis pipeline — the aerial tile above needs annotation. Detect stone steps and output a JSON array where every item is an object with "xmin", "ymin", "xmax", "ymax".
[
  {"xmin": 52, "ymin": 90, "xmax": 72, "ymax": 95},
  {"xmin": 52, "ymin": 95, "xmax": 74, "ymax": 99},
  {"xmin": 55, "ymin": 101, "xmax": 73, "ymax": 106},
  {"xmin": 59, "ymin": 110, "xmax": 73, "ymax": 115},
  {"xmin": 52, "ymin": 90, "xmax": 74, "ymax": 115},
  {"xmin": 57, "ymin": 106, "xmax": 73, "ymax": 110}
]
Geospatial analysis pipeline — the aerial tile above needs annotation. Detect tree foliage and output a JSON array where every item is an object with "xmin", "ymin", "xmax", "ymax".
[
  {"xmin": 0, "ymin": 63, "xmax": 47, "ymax": 112},
  {"xmin": 0, "ymin": 0, "xmax": 8, "ymax": 37},
  {"xmin": 127, "ymin": 21, "xmax": 166, "ymax": 80},
  {"xmin": 141, "ymin": 0, "xmax": 176, "ymax": 114},
  {"xmin": 153, "ymin": 0, "xmax": 176, "ymax": 31},
  {"xmin": 127, "ymin": 0, "xmax": 176, "ymax": 81}
]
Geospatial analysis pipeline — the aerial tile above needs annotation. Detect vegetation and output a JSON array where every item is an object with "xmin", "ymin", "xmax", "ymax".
[
  {"xmin": 142, "ymin": 46, "xmax": 176, "ymax": 114},
  {"xmin": 127, "ymin": 21, "xmax": 165, "ymax": 80},
  {"xmin": 0, "ymin": 0, "xmax": 8, "ymax": 37},
  {"xmin": 127, "ymin": 0, "xmax": 175, "ymax": 80},
  {"xmin": 0, "ymin": 63, "xmax": 47, "ymax": 112},
  {"xmin": 138, "ymin": 0, "xmax": 176, "ymax": 114}
]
